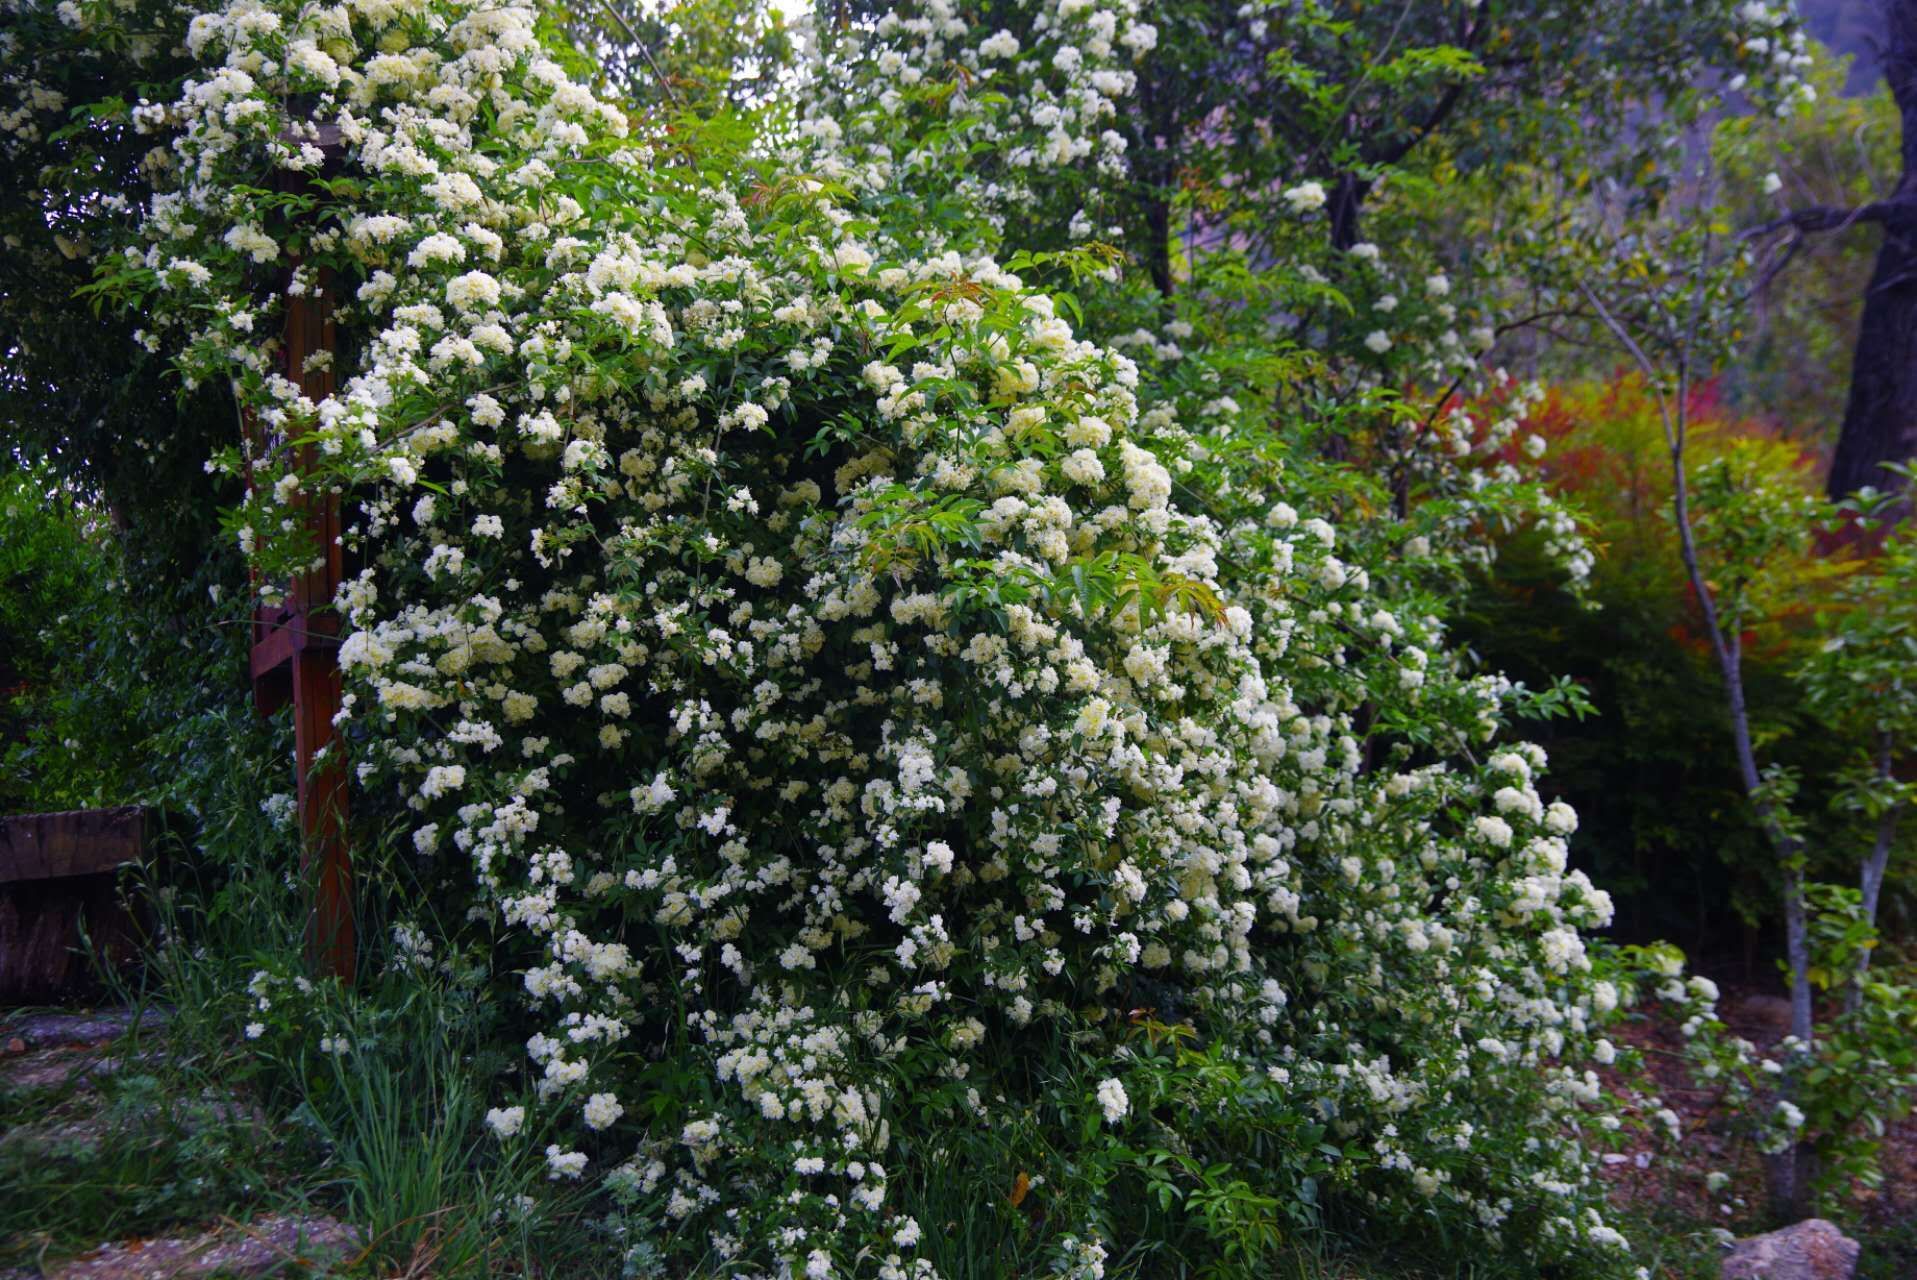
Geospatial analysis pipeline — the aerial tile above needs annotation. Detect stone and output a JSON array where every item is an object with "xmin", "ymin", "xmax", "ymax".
[
  {"xmin": 0, "ymin": 1086, "xmax": 268, "ymax": 1156},
  {"xmin": 1721, "ymin": 1218, "xmax": 1860, "ymax": 1280},
  {"xmin": 0, "ymin": 1046, "xmax": 117, "ymax": 1093},
  {"xmin": 0, "ymin": 1115, "xmax": 112, "ymax": 1156},
  {"xmin": 10, "ymin": 1215, "xmax": 361, "ymax": 1280},
  {"xmin": 0, "ymin": 1008, "xmax": 170, "ymax": 1094},
  {"xmin": 3, "ymin": 1008, "xmax": 168, "ymax": 1051}
]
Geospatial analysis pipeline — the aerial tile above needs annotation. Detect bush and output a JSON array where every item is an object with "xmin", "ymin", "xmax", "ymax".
[
  {"xmin": 1456, "ymin": 376, "xmax": 1886, "ymax": 952},
  {"xmin": 3, "ymin": 0, "xmax": 1768, "ymax": 1274}
]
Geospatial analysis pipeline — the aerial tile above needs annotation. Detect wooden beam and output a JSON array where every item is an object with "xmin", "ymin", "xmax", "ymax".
[{"xmin": 0, "ymin": 807, "xmax": 146, "ymax": 884}]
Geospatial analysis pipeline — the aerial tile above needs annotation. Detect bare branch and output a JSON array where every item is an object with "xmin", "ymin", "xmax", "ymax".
[
  {"xmin": 1742, "ymin": 200, "xmax": 1903, "ymax": 242},
  {"xmin": 597, "ymin": 0, "xmax": 679, "ymax": 107}
]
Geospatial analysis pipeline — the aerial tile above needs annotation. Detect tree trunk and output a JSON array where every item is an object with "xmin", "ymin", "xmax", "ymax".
[
  {"xmin": 1828, "ymin": 0, "xmax": 1917, "ymax": 498},
  {"xmin": 1765, "ymin": 1144, "xmax": 1819, "ymax": 1223},
  {"xmin": 1670, "ymin": 395, "xmax": 1819, "ymax": 1218},
  {"xmin": 1328, "ymin": 172, "xmax": 1371, "ymax": 253},
  {"xmin": 1145, "ymin": 193, "xmax": 1174, "ymax": 300},
  {"xmin": 1827, "ymin": 199, "xmax": 1917, "ymax": 497},
  {"xmin": 1847, "ymin": 731, "xmax": 1899, "ymax": 1013},
  {"xmin": 1134, "ymin": 59, "xmax": 1177, "ymax": 304}
]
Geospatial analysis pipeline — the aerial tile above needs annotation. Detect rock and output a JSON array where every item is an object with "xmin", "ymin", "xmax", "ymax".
[
  {"xmin": 16, "ymin": 1215, "xmax": 360, "ymax": 1280},
  {"xmin": 0, "ymin": 1090, "xmax": 268, "ymax": 1157},
  {"xmin": 0, "ymin": 1115, "xmax": 113, "ymax": 1156},
  {"xmin": 0, "ymin": 1009, "xmax": 170, "ymax": 1094},
  {"xmin": 1721, "ymin": 1218, "xmax": 1860, "ymax": 1280},
  {"xmin": 0, "ymin": 1046, "xmax": 116, "ymax": 1093},
  {"xmin": 0, "ymin": 1044, "xmax": 164, "ymax": 1095},
  {"xmin": 2, "ymin": 1008, "xmax": 168, "ymax": 1051}
]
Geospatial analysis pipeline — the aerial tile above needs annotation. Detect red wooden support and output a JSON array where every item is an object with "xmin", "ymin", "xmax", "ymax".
[{"xmin": 246, "ymin": 135, "xmax": 354, "ymax": 982}]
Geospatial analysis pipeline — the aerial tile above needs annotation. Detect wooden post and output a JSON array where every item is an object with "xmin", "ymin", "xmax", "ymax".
[
  {"xmin": 246, "ymin": 130, "xmax": 354, "ymax": 982},
  {"xmin": 289, "ymin": 264, "xmax": 352, "ymax": 983}
]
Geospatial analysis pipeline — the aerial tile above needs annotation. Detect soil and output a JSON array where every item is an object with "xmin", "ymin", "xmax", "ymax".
[{"xmin": 1598, "ymin": 981, "xmax": 1917, "ymax": 1272}]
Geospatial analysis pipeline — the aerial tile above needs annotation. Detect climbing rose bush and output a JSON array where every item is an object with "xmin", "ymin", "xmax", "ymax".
[{"xmin": 25, "ymin": 0, "xmax": 1701, "ymax": 1271}]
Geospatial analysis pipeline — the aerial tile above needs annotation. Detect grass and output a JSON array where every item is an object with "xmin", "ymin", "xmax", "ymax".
[
  {"xmin": 0, "ymin": 990, "xmax": 607, "ymax": 1280},
  {"xmin": 0, "ymin": 1008, "xmax": 315, "ymax": 1271}
]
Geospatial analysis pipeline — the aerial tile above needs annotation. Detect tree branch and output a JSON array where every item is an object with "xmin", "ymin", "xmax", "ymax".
[{"xmin": 1742, "ymin": 200, "xmax": 1903, "ymax": 242}]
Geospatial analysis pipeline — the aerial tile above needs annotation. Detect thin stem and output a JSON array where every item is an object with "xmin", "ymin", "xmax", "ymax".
[{"xmin": 1850, "ymin": 729, "xmax": 1901, "ymax": 1011}]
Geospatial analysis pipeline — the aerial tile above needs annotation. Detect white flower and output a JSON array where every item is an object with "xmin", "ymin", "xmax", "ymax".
[
  {"xmin": 1472, "ymin": 815, "xmax": 1514, "ymax": 848},
  {"xmin": 487, "ymin": 1105, "xmax": 526, "ymax": 1138},
  {"xmin": 545, "ymin": 1144, "xmax": 588, "ymax": 1179},
  {"xmin": 1364, "ymin": 330, "xmax": 1393, "ymax": 354},
  {"xmin": 446, "ymin": 269, "xmax": 502, "ymax": 312},
  {"xmin": 978, "ymin": 30, "xmax": 1020, "ymax": 59},
  {"xmin": 1095, "ymin": 1076, "xmax": 1129, "ymax": 1124},
  {"xmin": 222, "ymin": 224, "xmax": 277, "ymax": 263},
  {"xmin": 408, "ymin": 233, "xmax": 466, "ymax": 268},
  {"xmin": 1283, "ymin": 181, "xmax": 1327, "ymax": 213},
  {"xmin": 244, "ymin": 1021, "xmax": 265, "ymax": 1040},
  {"xmin": 583, "ymin": 1092, "xmax": 624, "ymax": 1130},
  {"xmin": 833, "ymin": 243, "xmax": 873, "ymax": 275},
  {"xmin": 923, "ymin": 841, "xmax": 955, "ymax": 875},
  {"xmin": 1763, "ymin": 171, "xmax": 1783, "ymax": 194},
  {"xmin": 1061, "ymin": 448, "xmax": 1106, "ymax": 486}
]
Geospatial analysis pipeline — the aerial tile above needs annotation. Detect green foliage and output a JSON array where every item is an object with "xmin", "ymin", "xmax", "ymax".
[
  {"xmin": 1457, "ymin": 378, "xmax": 1853, "ymax": 938},
  {"xmin": 0, "ymin": 457, "xmax": 269, "ymax": 845},
  {"xmin": 0, "ymin": 466, "xmax": 123, "ymax": 809},
  {"xmin": 0, "ymin": 1005, "xmax": 317, "ymax": 1269}
]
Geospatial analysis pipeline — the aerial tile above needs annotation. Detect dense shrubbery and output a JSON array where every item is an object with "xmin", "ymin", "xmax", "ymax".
[
  {"xmin": 11, "ymin": 0, "xmax": 1909, "ymax": 1274},
  {"xmin": 1459, "ymin": 378, "xmax": 1845, "ymax": 945},
  {"xmin": 13, "ymin": 0, "xmax": 1689, "ymax": 1271}
]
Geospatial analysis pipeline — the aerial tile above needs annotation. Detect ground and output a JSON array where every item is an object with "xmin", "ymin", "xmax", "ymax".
[{"xmin": 1599, "ymin": 983, "xmax": 1917, "ymax": 1280}]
